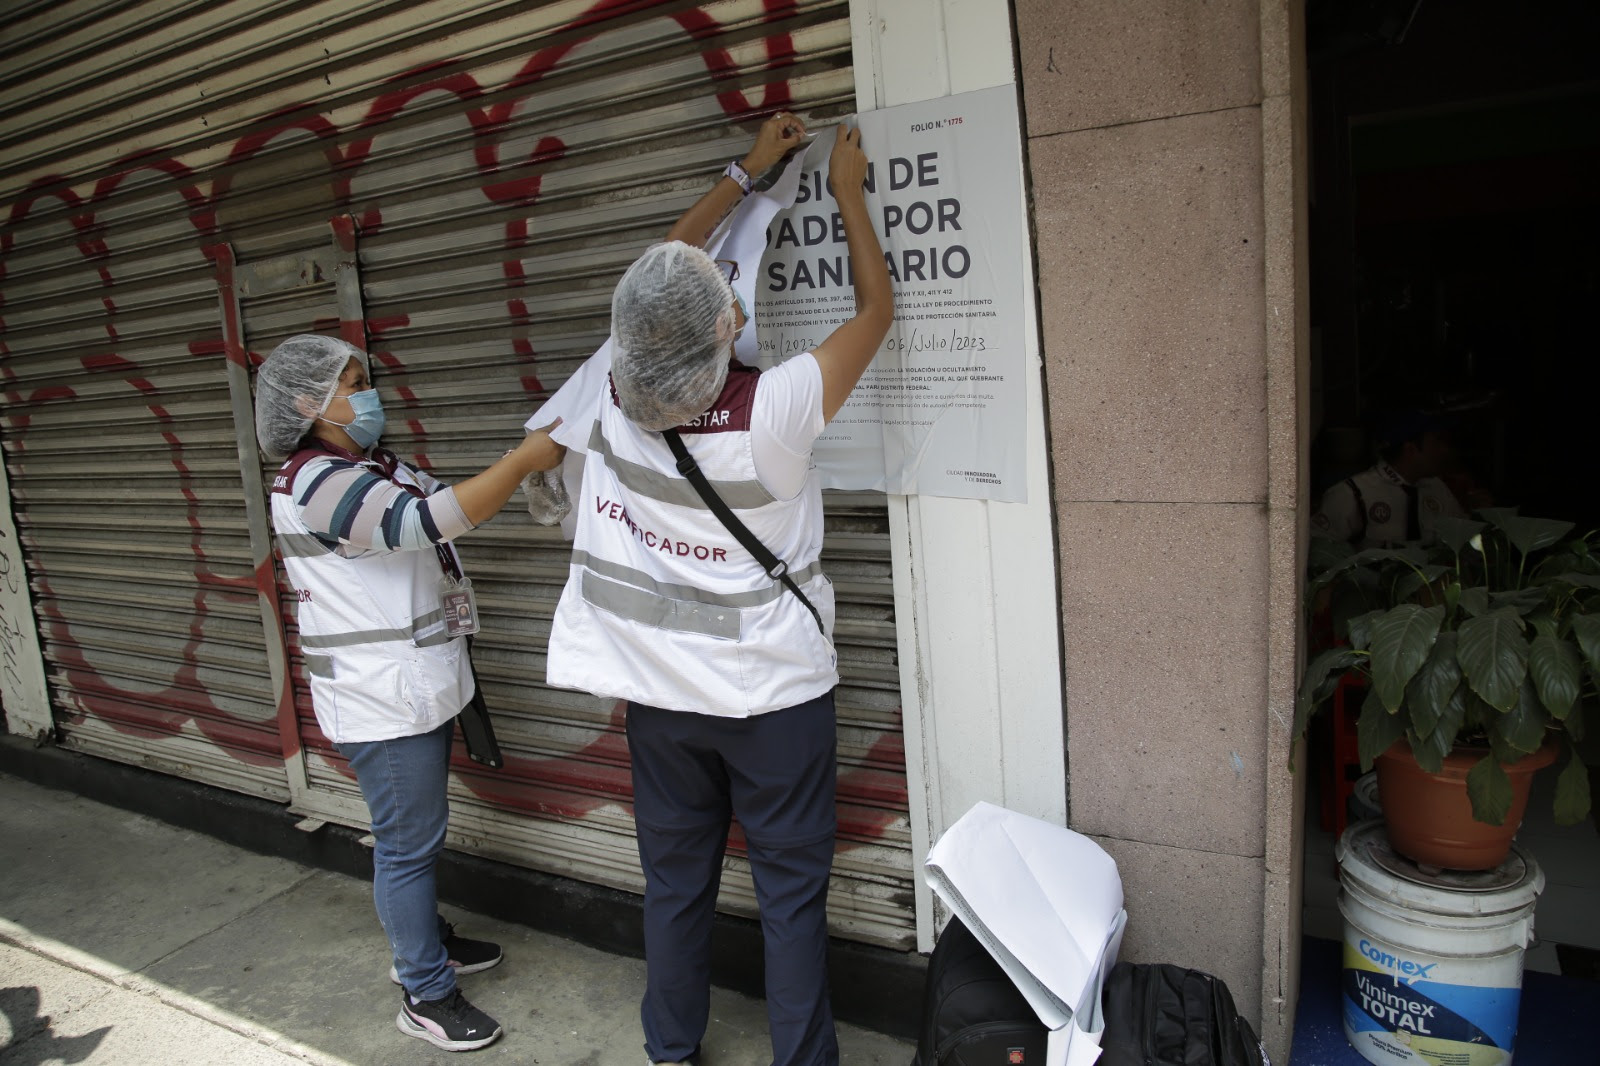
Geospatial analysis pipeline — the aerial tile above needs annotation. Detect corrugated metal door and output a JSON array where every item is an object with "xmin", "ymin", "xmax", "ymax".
[
  {"xmin": 0, "ymin": 0, "xmax": 295, "ymax": 797},
  {"xmin": 1, "ymin": 0, "xmax": 913, "ymax": 948}
]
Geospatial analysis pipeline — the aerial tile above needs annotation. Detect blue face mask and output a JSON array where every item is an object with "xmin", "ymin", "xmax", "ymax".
[{"xmin": 322, "ymin": 388, "xmax": 386, "ymax": 450}]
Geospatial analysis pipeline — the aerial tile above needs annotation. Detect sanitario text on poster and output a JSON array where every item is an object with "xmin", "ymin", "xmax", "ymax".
[{"xmin": 756, "ymin": 85, "xmax": 1028, "ymax": 502}]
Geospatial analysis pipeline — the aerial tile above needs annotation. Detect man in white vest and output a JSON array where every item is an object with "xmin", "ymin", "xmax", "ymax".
[
  {"xmin": 546, "ymin": 114, "xmax": 894, "ymax": 1066},
  {"xmin": 1312, "ymin": 408, "xmax": 1478, "ymax": 548}
]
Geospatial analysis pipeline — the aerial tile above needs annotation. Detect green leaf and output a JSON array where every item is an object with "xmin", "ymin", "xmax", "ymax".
[
  {"xmin": 1531, "ymin": 551, "xmax": 1583, "ymax": 581},
  {"xmin": 1393, "ymin": 565, "xmax": 1450, "ymax": 603},
  {"xmin": 1466, "ymin": 755, "xmax": 1514, "ymax": 826},
  {"xmin": 1459, "ymin": 586, "xmax": 1490, "ymax": 618},
  {"xmin": 1528, "ymin": 633, "xmax": 1582, "ymax": 719},
  {"xmin": 1499, "ymin": 516, "xmax": 1575, "ymax": 556},
  {"xmin": 1573, "ymin": 614, "xmax": 1600, "ymax": 675},
  {"xmin": 1308, "ymin": 544, "xmax": 1418, "ymax": 589},
  {"xmin": 1433, "ymin": 517, "xmax": 1487, "ymax": 554},
  {"xmin": 1457, "ymin": 608, "xmax": 1530, "ymax": 712},
  {"xmin": 1489, "ymin": 587, "xmax": 1549, "ymax": 616},
  {"xmin": 1294, "ymin": 648, "xmax": 1364, "ymax": 740},
  {"xmin": 1488, "ymin": 730, "xmax": 1522, "ymax": 766},
  {"xmin": 1463, "ymin": 692, "xmax": 1499, "ymax": 736},
  {"xmin": 1406, "ymin": 727, "xmax": 1449, "ymax": 774},
  {"xmin": 1359, "ymin": 545, "xmax": 1431, "ymax": 568},
  {"xmin": 1405, "ymin": 631, "xmax": 1461, "ymax": 741},
  {"xmin": 1357, "ymin": 685, "xmax": 1407, "ymax": 773},
  {"xmin": 1328, "ymin": 584, "xmax": 1374, "ymax": 641},
  {"xmin": 1556, "ymin": 572, "xmax": 1600, "ymax": 590},
  {"xmin": 1370, "ymin": 604, "xmax": 1445, "ymax": 712},
  {"xmin": 1346, "ymin": 609, "xmax": 1384, "ymax": 652},
  {"xmin": 1435, "ymin": 683, "xmax": 1468, "ymax": 752},
  {"xmin": 1554, "ymin": 746, "xmax": 1593, "ymax": 826},
  {"xmin": 1308, "ymin": 536, "xmax": 1356, "ymax": 576},
  {"xmin": 1477, "ymin": 507, "xmax": 1522, "ymax": 530},
  {"xmin": 1494, "ymin": 681, "xmax": 1549, "ymax": 754}
]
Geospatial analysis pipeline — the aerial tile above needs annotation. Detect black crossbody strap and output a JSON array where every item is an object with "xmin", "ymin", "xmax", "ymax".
[
  {"xmin": 1344, "ymin": 477, "xmax": 1367, "ymax": 543},
  {"xmin": 661, "ymin": 429, "xmax": 824, "ymax": 635}
]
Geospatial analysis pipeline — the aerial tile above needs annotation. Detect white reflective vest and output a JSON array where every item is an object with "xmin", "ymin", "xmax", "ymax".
[
  {"xmin": 271, "ymin": 448, "xmax": 473, "ymax": 744},
  {"xmin": 1311, "ymin": 460, "xmax": 1467, "ymax": 549},
  {"xmin": 547, "ymin": 364, "xmax": 837, "ymax": 717}
]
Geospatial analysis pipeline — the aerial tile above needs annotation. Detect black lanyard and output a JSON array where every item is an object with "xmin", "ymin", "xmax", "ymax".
[{"xmin": 661, "ymin": 428, "xmax": 824, "ymax": 635}]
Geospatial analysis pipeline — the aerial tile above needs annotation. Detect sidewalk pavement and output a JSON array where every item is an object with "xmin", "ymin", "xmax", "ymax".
[{"xmin": 0, "ymin": 771, "xmax": 916, "ymax": 1065}]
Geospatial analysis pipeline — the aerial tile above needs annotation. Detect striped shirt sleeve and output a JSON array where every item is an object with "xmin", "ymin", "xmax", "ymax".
[{"xmin": 293, "ymin": 458, "xmax": 473, "ymax": 552}]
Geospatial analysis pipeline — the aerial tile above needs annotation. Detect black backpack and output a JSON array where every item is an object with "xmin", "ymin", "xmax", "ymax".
[
  {"xmin": 911, "ymin": 915, "xmax": 1047, "ymax": 1065},
  {"xmin": 1098, "ymin": 962, "xmax": 1271, "ymax": 1066}
]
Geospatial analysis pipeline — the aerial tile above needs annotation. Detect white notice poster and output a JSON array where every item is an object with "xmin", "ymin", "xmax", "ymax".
[{"xmin": 756, "ymin": 84, "xmax": 1028, "ymax": 502}]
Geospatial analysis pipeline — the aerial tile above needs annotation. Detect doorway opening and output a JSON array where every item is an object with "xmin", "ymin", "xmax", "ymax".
[{"xmin": 1298, "ymin": 0, "xmax": 1600, "ymax": 1048}]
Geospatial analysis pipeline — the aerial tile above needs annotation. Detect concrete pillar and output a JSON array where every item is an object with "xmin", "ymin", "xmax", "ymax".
[{"xmin": 1014, "ymin": 1, "xmax": 1308, "ymax": 1060}]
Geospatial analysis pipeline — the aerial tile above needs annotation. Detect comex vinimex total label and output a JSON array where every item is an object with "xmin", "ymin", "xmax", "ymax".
[{"xmin": 1342, "ymin": 939, "xmax": 1520, "ymax": 1066}]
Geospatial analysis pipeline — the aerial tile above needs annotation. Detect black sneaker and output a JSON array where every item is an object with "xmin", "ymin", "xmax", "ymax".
[
  {"xmin": 390, "ymin": 923, "xmax": 503, "ymax": 985},
  {"xmin": 396, "ymin": 988, "xmax": 503, "ymax": 1052}
]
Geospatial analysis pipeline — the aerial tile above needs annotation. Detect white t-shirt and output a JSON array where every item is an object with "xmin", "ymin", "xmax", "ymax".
[
  {"xmin": 750, "ymin": 353, "xmax": 825, "ymax": 499},
  {"xmin": 546, "ymin": 350, "xmax": 838, "ymax": 716}
]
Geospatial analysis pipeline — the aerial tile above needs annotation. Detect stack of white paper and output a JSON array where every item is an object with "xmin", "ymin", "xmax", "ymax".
[{"xmin": 924, "ymin": 801, "xmax": 1127, "ymax": 1066}]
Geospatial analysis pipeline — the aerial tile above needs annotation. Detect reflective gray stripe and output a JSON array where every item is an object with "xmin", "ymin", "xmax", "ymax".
[
  {"xmin": 300, "ymin": 627, "xmax": 411, "ymax": 648},
  {"xmin": 589, "ymin": 422, "xmax": 775, "ymax": 509},
  {"xmin": 301, "ymin": 608, "xmax": 451, "ymax": 649},
  {"xmin": 582, "ymin": 570, "xmax": 742, "ymax": 640},
  {"xmin": 276, "ymin": 532, "xmax": 335, "ymax": 558},
  {"xmin": 571, "ymin": 550, "xmax": 822, "ymax": 610},
  {"xmin": 304, "ymin": 651, "xmax": 335, "ymax": 679},
  {"xmin": 413, "ymin": 608, "xmax": 453, "ymax": 649}
]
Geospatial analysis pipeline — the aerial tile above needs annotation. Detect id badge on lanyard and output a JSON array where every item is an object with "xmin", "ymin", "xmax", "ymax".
[
  {"xmin": 371, "ymin": 449, "xmax": 480, "ymax": 639},
  {"xmin": 441, "ymin": 572, "xmax": 480, "ymax": 638}
]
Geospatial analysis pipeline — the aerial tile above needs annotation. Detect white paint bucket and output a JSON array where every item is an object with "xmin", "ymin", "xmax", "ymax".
[
  {"xmin": 1351, "ymin": 771, "xmax": 1383, "ymax": 822},
  {"xmin": 1336, "ymin": 820, "xmax": 1544, "ymax": 1066}
]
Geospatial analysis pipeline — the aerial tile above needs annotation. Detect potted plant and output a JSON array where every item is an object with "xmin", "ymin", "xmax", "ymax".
[{"xmin": 1295, "ymin": 509, "xmax": 1596, "ymax": 869}]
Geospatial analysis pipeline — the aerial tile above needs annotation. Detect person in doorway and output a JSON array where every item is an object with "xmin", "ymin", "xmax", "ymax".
[
  {"xmin": 544, "ymin": 114, "xmax": 893, "ymax": 1066},
  {"xmin": 252, "ymin": 334, "xmax": 564, "ymax": 1052},
  {"xmin": 1311, "ymin": 408, "xmax": 1481, "ymax": 548}
]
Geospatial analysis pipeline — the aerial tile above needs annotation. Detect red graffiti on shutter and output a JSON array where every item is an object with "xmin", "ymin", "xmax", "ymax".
[{"xmin": 0, "ymin": 3, "xmax": 906, "ymax": 850}]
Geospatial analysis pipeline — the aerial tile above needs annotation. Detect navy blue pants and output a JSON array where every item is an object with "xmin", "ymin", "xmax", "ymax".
[{"xmin": 627, "ymin": 692, "xmax": 839, "ymax": 1066}]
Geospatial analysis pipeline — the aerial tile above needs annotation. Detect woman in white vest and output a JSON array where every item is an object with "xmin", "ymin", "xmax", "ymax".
[
  {"xmin": 253, "ymin": 334, "xmax": 563, "ymax": 1052},
  {"xmin": 546, "ymin": 115, "xmax": 893, "ymax": 1066}
]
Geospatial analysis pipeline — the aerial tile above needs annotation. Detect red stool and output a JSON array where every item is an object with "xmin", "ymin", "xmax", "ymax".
[{"xmin": 1318, "ymin": 674, "xmax": 1367, "ymax": 837}]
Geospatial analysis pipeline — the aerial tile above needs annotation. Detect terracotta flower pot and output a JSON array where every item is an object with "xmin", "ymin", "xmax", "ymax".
[{"xmin": 1374, "ymin": 740, "xmax": 1559, "ymax": 871}]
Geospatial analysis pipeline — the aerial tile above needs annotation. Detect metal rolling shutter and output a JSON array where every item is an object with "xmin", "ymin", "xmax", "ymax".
[
  {"xmin": 1, "ymin": 6, "xmax": 293, "ymax": 799},
  {"xmin": 1, "ymin": 0, "xmax": 913, "ymax": 948}
]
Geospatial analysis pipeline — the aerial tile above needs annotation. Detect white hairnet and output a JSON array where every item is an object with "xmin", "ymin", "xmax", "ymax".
[
  {"xmin": 253, "ymin": 334, "xmax": 367, "ymax": 459},
  {"xmin": 609, "ymin": 241, "xmax": 735, "ymax": 431}
]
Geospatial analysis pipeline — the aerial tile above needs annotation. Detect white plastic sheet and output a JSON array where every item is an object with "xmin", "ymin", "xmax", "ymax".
[
  {"xmin": 525, "ymin": 135, "xmax": 824, "ymax": 537},
  {"xmin": 924, "ymin": 801, "xmax": 1128, "ymax": 1066}
]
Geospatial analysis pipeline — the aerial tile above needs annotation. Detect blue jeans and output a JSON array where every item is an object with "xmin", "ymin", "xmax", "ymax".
[
  {"xmin": 337, "ymin": 719, "xmax": 456, "ymax": 1001},
  {"xmin": 628, "ymin": 693, "xmax": 840, "ymax": 1066}
]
